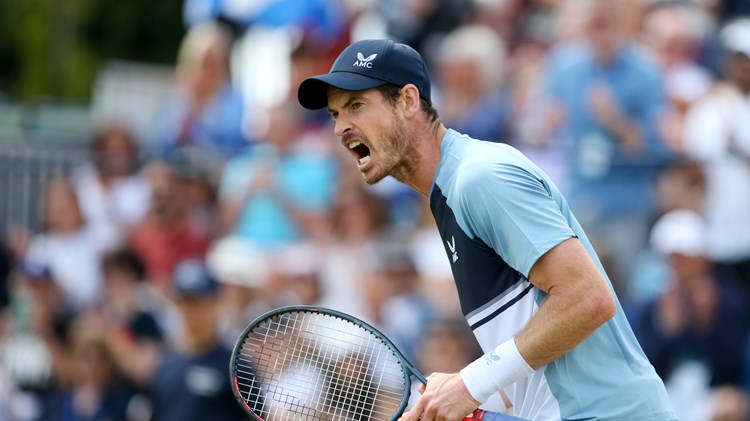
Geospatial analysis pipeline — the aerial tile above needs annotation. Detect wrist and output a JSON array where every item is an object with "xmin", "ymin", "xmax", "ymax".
[{"xmin": 459, "ymin": 337, "xmax": 534, "ymax": 404}]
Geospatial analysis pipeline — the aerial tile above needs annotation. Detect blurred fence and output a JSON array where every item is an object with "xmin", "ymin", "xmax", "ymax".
[
  {"xmin": 0, "ymin": 98, "xmax": 91, "ymax": 235},
  {"xmin": 0, "ymin": 59, "xmax": 173, "ymax": 236},
  {"xmin": 0, "ymin": 142, "xmax": 88, "ymax": 235}
]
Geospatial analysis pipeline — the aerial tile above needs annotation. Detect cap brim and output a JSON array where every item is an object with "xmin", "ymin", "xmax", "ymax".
[{"xmin": 298, "ymin": 72, "xmax": 387, "ymax": 110}]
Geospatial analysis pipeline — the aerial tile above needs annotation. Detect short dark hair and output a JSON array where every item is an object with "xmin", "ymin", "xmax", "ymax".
[
  {"xmin": 375, "ymin": 84, "xmax": 440, "ymax": 125},
  {"xmin": 102, "ymin": 249, "xmax": 146, "ymax": 281}
]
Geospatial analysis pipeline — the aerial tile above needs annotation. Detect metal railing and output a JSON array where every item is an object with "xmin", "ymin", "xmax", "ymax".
[{"xmin": 0, "ymin": 142, "xmax": 88, "ymax": 235}]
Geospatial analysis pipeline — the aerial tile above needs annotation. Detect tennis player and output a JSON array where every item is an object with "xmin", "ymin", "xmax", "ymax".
[{"xmin": 297, "ymin": 39, "xmax": 676, "ymax": 420}]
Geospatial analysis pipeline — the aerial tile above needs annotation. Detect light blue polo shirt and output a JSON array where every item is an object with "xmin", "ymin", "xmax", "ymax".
[{"xmin": 429, "ymin": 129, "xmax": 676, "ymax": 420}]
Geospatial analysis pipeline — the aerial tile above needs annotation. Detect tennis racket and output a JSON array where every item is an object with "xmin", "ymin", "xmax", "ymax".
[{"xmin": 230, "ymin": 305, "xmax": 527, "ymax": 421}]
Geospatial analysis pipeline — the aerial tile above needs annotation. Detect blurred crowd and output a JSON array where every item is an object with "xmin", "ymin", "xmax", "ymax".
[{"xmin": 1, "ymin": 0, "xmax": 750, "ymax": 420}]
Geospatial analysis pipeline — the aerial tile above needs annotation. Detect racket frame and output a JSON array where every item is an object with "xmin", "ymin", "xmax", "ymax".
[{"xmin": 229, "ymin": 305, "xmax": 425, "ymax": 421}]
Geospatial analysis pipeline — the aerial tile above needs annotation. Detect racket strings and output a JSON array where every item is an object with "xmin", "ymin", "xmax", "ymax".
[
  {"xmin": 272, "ymin": 315, "xmax": 402, "ymax": 419},
  {"xmin": 238, "ymin": 318, "xmax": 402, "ymax": 420},
  {"xmin": 234, "ymin": 311, "xmax": 408, "ymax": 420}
]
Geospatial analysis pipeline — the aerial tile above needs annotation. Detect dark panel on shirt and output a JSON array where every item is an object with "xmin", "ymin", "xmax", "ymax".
[{"xmin": 430, "ymin": 185, "xmax": 526, "ymax": 317}]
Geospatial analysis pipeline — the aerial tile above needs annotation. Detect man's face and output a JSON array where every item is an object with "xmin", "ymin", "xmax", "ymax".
[
  {"xmin": 586, "ymin": 2, "xmax": 622, "ymax": 60},
  {"xmin": 326, "ymin": 88, "xmax": 413, "ymax": 185},
  {"xmin": 728, "ymin": 53, "xmax": 750, "ymax": 91},
  {"xmin": 176, "ymin": 295, "xmax": 220, "ymax": 338}
]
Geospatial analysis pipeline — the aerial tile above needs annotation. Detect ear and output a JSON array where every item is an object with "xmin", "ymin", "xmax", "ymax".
[{"xmin": 399, "ymin": 84, "xmax": 422, "ymax": 119}]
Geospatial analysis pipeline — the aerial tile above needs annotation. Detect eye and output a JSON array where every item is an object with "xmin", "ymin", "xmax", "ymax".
[
  {"xmin": 351, "ymin": 102, "xmax": 363, "ymax": 110},
  {"xmin": 329, "ymin": 111, "xmax": 338, "ymax": 120}
]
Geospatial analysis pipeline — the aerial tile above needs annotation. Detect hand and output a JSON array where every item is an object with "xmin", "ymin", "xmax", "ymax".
[
  {"xmin": 657, "ymin": 284, "xmax": 685, "ymax": 337},
  {"xmin": 400, "ymin": 372, "xmax": 480, "ymax": 421},
  {"xmin": 249, "ymin": 168, "xmax": 276, "ymax": 192},
  {"xmin": 588, "ymin": 83, "xmax": 642, "ymax": 152},
  {"xmin": 588, "ymin": 83, "xmax": 621, "ymax": 128}
]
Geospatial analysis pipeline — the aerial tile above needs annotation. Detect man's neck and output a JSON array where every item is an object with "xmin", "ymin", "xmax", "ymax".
[
  {"xmin": 180, "ymin": 332, "xmax": 219, "ymax": 356},
  {"xmin": 395, "ymin": 123, "xmax": 447, "ymax": 196}
]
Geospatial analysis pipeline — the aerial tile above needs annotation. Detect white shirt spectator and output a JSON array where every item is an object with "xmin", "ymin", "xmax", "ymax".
[
  {"xmin": 24, "ymin": 225, "xmax": 109, "ymax": 310},
  {"xmin": 683, "ymin": 83, "xmax": 750, "ymax": 262},
  {"xmin": 71, "ymin": 163, "xmax": 151, "ymax": 244}
]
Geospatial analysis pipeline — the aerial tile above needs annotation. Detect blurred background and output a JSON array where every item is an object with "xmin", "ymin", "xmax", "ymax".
[{"xmin": 0, "ymin": 0, "xmax": 749, "ymax": 420}]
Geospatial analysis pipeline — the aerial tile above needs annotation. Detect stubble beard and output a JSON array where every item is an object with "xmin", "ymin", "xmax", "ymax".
[{"xmin": 362, "ymin": 117, "xmax": 416, "ymax": 186}]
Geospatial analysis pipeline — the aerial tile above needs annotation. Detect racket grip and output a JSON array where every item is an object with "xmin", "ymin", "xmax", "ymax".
[{"xmin": 462, "ymin": 409, "xmax": 529, "ymax": 421}]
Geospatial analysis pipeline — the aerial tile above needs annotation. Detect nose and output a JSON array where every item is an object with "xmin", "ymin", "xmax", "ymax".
[{"xmin": 334, "ymin": 115, "xmax": 352, "ymax": 137}]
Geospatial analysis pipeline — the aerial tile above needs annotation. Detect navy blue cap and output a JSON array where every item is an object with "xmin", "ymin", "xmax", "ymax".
[
  {"xmin": 172, "ymin": 259, "xmax": 218, "ymax": 298},
  {"xmin": 298, "ymin": 39, "xmax": 432, "ymax": 110}
]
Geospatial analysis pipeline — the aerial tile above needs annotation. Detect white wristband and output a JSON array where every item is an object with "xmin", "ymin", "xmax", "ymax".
[{"xmin": 459, "ymin": 337, "xmax": 534, "ymax": 404}]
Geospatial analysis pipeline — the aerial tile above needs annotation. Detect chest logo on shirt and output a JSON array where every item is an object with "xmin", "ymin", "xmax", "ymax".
[
  {"xmin": 447, "ymin": 236, "xmax": 459, "ymax": 263},
  {"xmin": 185, "ymin": 366, "xmax": 223, "ymax": 397}
]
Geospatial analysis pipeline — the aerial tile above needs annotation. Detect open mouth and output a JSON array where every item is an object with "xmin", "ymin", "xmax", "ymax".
[{"xmin": 347, "ymin": 140, "xmax": 371, "ymax": 167}]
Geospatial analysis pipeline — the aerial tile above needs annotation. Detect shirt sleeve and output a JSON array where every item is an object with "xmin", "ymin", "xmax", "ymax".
[{"xmin": 455, "ymin": 161, "xmax": 575, "ymax": 278}]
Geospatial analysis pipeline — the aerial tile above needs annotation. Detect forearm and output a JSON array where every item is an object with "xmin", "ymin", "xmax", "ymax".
[
  {"xmin": 517, "ymin": 238, "xmax": 616, "ymax": 368},
  {"xmin": 606, "ymin": 114, "xmax": 643, "ymax": 153},
  {"xmin": 461, "ymin": 239, "xmax": 617, "ymax": 403},
  {"xmin": 515, "ymin": 282, "xmax": 615, "ymax": 369},
  {"xmin": 460, "ymin": 284, "xmax": 614, "ymax": 403}
]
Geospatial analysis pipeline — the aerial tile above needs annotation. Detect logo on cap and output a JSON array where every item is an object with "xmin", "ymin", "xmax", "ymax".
[{"xmin": 354, "ymin": 52, "xmax": 377, "ymax": 68}]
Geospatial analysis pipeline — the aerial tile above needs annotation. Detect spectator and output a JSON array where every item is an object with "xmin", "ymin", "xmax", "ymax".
[
  {"xmin": 319, "ymin": 182, "xmax": 391, "ymax": 317},
  {"xmin": 183, "ymin": 0, "xmax": 348, "ymax": 48},
  {"xmin": 98, "ymin": 249, "xmax": 165, "ymax": 383},
  {"xmin": 269, "ymin": 242, "xmax": 325, "ymax": 308},
  {"xmin": 409, "ymin": 319, "xmax": 485, "ymax": 410},
  {"xmin": 24, "ymin": 176, "xmax": 112, "ymax": 311},
  {"xmin": 71, "ymin": 122, "xmax": 151, "ymax": 248},
  {"xmin": 712, "ymin": 0, "xmax": 750, "ymax": 24},
  {"xmin": 538, "ymin": 0, "xmax": 670, "ymax": 294},
  {"xmin": 433, "ymin": 25, "xmax": 512, "ymax": 143},
  {"xmin": 361, "ymin": 239, "xmax": 437, "ymax": 362},
  {"xmin": 206, "ymin": 236, "xmax": 271, "ymax": 344},
  {"xmin": 288, "ymin": 37, "xmax": 342, "ymax": 130},
  {"xmin": 2, "ymin": 260, "xmax": 73, "ymax": 420},
  {"xmin": 128, "ymin": 163, "xmax": 211, "ymax": 291},
  {"xmin": 382, "ymin": 0, "xmax": 468, "ymax": 64},
  {"xmin": 654, "ymin": 159, "xmax": 706, "ymax": 217},
  {"xmin": 153, "ymin": 20, "xmax": 250, "ymax": 170},
  {"xmin": 627, "ymin": 160, "xmax": 707, "ymax": 305},
  {"xmin": 148, "ymin": 259, "xmax": 247, "ymax": 421},
  {"xmin": 41, "ymin": 315, "xmax": 139, "ymax": 421},
  {"xmin": 631, "ymin": 210, "xmax": 750, "ymax": 421},
  {"xmin": 217, "ymin": 99, "xmax": 338, "ymax": 248},
  {"xmin": 682, "ymin": 17, "xmax": 750, "ymax": 289},
  {"xmin": 101, "ymin": 259, "xmax": 247, "ymax": 420},
  {"xmin": 639, "ymin": 1, "xmax": 714, "ymax": 154}
]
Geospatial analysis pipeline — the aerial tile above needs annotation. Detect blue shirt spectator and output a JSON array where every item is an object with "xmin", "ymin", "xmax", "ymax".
[
  {"xmin": 219, "ymin": 142, "xmax": 338, "ymax": 247},
  {"xmin": 537, "ymin": 0, "xmax": 672, "ymax": 293},
  {"xmin": 153, "ymin": 21, "xmax": 252, "ymax": 165},
  {"xmin": 544, "ymin": 42, "xmax": 668, "ymax": 218},
  {"xmin": 184, "ymin": 0, "xmax": 346, "ymax": 47},
  {"xmin": 154, "ymin": 84, "xmax": 249, "ymax": 160},
  {"xmin": 218, "ymin": 100, "xmax": 338, "ymax": 248}
]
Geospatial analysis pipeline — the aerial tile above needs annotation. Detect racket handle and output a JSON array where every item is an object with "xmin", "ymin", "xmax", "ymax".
[{"xmin": 462, "ymin": 409, "xmax": 529, "ymax": 421}]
